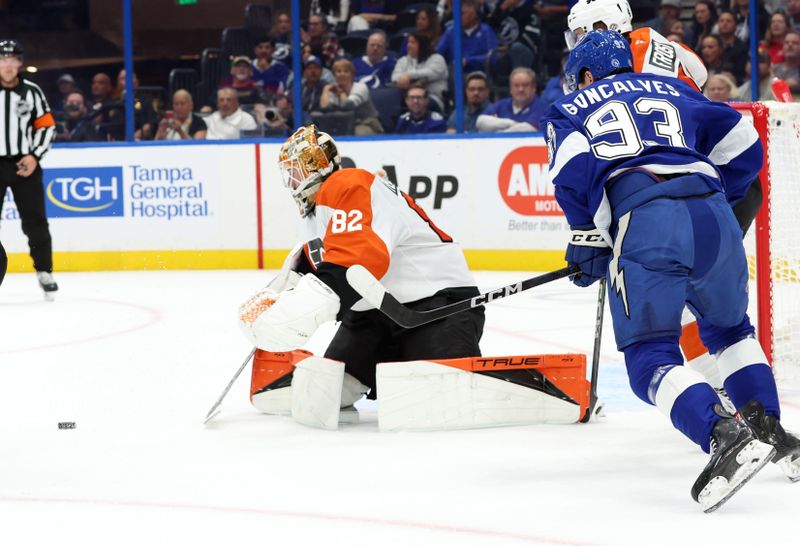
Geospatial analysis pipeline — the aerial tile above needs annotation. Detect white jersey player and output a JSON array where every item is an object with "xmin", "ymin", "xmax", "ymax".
[
  {"xmin": 565, "ymin": 0, "xmax": 707, "ymax": 91},
  {"xmin": 239, "ymin": 126, "xmax": 484, "ymax": 399}
]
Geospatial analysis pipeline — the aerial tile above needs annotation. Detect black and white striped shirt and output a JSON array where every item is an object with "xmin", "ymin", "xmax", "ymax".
[{"xmin": 0, "ymin": 78, "xmax": 56, "ymax": 160}]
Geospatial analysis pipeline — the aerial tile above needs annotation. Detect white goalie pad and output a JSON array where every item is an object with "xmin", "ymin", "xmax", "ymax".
[
  {"xmin": 376, "ymin": 360, "xmax": 583, "ymax": 432},
  {"xmin": 252, "ymin": 385, "xmax": 293, "ymax": 415},
  {"xmin": 291, "ymin": 357, "xmax": 368, "ymax": 430}
]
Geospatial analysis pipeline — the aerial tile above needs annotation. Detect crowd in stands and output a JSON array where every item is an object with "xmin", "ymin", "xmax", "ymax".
[{"xmin": 46, "ymin": 0, "xmax": 800, "ymax": 142}]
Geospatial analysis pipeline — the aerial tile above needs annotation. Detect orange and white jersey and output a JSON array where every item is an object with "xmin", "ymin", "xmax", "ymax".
[
  {"xmin": 305, "ymin": 168, "xmax": 475, "ymax": 311},
  {"xmin": 629, "ymin": 27, "xmax": 707, "ymax": 91}
]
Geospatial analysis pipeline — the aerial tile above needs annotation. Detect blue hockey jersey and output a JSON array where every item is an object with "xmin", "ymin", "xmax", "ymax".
[{"xmin": 541, "ymin": 72, "xmax": 762, "ymax": 240}]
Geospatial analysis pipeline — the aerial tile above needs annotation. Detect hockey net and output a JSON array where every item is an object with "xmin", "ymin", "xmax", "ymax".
[{"xmin": 732, "ymin": 102, "xmax": 800, "ymax": 384}]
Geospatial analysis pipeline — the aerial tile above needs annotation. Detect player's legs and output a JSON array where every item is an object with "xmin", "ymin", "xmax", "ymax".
[
  {"xmin": 397, "ymin": 288, "xmax": 485, "ymax": 361},
  {"xmin": 686, "ymin": 193, "xmax": 780, "ymax": 416},
  {"xmin": 609, "ymin": 199, "xmax": 726, "ymax": 451},
  {"xmin": 10, "ymin": 165, "xmax": 53, "ymax": 273},
  {"xmin": 323, "ymin": 308, "xmax": 395, "ymax": 398}
]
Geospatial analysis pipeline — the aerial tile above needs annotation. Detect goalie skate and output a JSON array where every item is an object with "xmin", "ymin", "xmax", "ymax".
[
  {"xmin": 692, "ymin": 408, "xmax": 776, "ymax": 513},
  {"xmin": 740, "ymin": 400, "xmax": 800, "ymax": 482}
]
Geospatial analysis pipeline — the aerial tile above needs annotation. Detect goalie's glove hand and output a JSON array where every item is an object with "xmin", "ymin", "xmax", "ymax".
[
  {"xmin": 240, "ymin": 273, "xmax": 340, "ymax": 352},
  {"xmin": 238, "ymin": 270, "xmax": 302, "ymax": 345},
  {"xmin": 566, "ymin": 225, "xmax": 611, "ymax": 288}
]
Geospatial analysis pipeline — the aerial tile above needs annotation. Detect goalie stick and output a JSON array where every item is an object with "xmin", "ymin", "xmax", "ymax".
[
  {"xmin": 580, "ymin": 278, "xmax": 606, "ymax": 423},
  {"xmin": 345, "ymin": 264, "xmax": 580, "ymax": 328},
  {"xmin": 204, "ymin": 347, "xmax": 257, "ymax": 424}
]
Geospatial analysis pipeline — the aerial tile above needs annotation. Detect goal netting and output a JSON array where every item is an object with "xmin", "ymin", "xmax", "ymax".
[{"xmin": 734, "ymin": 101, "xmax": 800, "ymax": 385}]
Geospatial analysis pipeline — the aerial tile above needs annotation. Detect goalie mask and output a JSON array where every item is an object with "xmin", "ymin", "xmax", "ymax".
[
  {"xmin": 565, "ymin": 0, "xmax": 633, "ymax": 50},
  {"xmin": 279, "ymin": 126, "xmax": 341, "ymax": 217}
]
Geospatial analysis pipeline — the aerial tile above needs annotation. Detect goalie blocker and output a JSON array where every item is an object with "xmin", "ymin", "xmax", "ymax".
[{"xmin": 250, "ymin": 350, "xmax": 591, "ymax": 431}]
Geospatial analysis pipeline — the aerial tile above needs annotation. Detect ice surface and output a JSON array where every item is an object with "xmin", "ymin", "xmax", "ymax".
[{"xmin": 0, "ymin": 270, "xmax": 798, "ymax": 545}]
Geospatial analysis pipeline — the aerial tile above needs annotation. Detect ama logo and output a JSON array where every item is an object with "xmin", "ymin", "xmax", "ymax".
[
  {"xmin": 44, "ymin": 167, "xmax": 124, "ymax": 218},
  {"xmin": 497, "ymin": 146, "xmax": 562, "ymax": 216}
]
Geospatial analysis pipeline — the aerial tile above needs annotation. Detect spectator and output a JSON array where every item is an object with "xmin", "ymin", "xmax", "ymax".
[
  {"xmin": 353, "ymin": 30, "xmax": 397, "ymax": 88},
  {"xmin": 447, "ymin": 71, "xmax": 490, "ymax": 133},
  {"xmin": 252, "ymin": 36, "xmax": 290, "ymax": 96},
  {"xmin": 205, "ymin": 87, "xmax": 257, "ymax": 140},
  {"xmin": 737, "ymin": 52, "xmax": 777, "ymax": 101},
  {"xmin": 487, "ymin": 0, "xmax": 541, "ymax": 70},
  {"xmin": 790, "ymin": 0, "xmax": 800, "ymax": 32},
  {"xmin": 88, "ymin": 72, "xmax": 116, "ymax": 138},
  {"xmin": 303, "ymin": 14, "xmax": 339, "ymax": 68},
  {"xmin": 311, "ymin": 0, "xmax": 351, "ymax": 31},
  {"xmin": 55, "ymin": 92, "xmax": 102, "ymax": 142},
  {"xmin": 400, "ymin": 6, "xmax": 442, "ymax": 55},
  {"xmin": 689, "ymin": 1, "xmax": 718, "ymax": 52},
  {"xmin": 347, "ymin": 0, "xmax": 399, "ymax": 32},
  {"xmin": 667, "ymin": 19, "xmax": 686, "ymax": 44},
  {"xmin": 539, "ymin": 50, "xmax": 568, "ymax": 109},
  {"xmin": 437, "ymin": 0, "xmax": 498, "ymax": 73},
  {"xmin": 730, "ymin": 0, "xmax": 768, "ymax": 43},
  {"xmin": 320, "ymin": 58, "xmax": 383, "ymax": 135},
  {"xmin": 717, "ymin": 10, "xmax": 748, "ymax": 84},
  {"xmin": 391, "ymin": 32, "xmax": 449, "ymax": 111},
  {"xmin": 52, "ymin": 73, "xmax": 78, "ymax": 115},
  {"xmin": 775, "ymin": 31, "xmax": 800, "ymax": 96},
  {"xmin": 703, "ymin": 73, "xmax": 737, "ymax": 102},
  {"xmin": 700, "ymin": 35, "xmax": 736, "ymax": 79},
  {"xmin": 115, "ymin": 69, "xmax": 156, "ymax": 140},
  {"xmin": 154, "ymin": 89, "xmax": 207, "ymax": 140},
  {"xmin": 253, "ymin": 94, "xmax": 293, "ymax": 137},
  {"xmin": 219, "ymin": 56, "xmax": 262, "ymax": 105},
  {"xmin": 395, "ymin": 84, "xmax": 447, "ymax": 134},
  {"xmin": 643, "ymin": 0, "xmax": 682, "ymax": 36},
  {"xmin": 762, "ymin": 11, "xmax": 791, "ymax": 65},
  {"xmin": 273, "ymin": 10, "xmax": 293, "ymax": 65},
  {"xmin": 300, "ymin": 56, "xmax": 327, "ymax": 114},
  {"xmin": 477, "ymin": 67, "xmax": 543, "ymax": 132},
  {"xmin": 90, "ymin": 72, "xmax": 113, "ymax": 111}
]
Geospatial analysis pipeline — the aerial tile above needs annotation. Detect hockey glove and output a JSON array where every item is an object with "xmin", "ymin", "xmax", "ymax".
[
  {"xmin": 566, "ymin": 225, "xmax": 611, "ymax": 288},
  {"xmin": 242, "ymin": 273, "xmax": 340, "ymax": 352}
]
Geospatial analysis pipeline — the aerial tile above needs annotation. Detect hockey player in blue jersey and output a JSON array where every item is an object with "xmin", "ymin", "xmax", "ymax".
[{"xmin": 542, "ymin": 30, "xmax": 800, "ymax": 512}]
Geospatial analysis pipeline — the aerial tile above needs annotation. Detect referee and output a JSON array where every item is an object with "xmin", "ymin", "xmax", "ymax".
[{"xmin": 0, "ymin": 39, "xmax": 57, "ymax": 296}]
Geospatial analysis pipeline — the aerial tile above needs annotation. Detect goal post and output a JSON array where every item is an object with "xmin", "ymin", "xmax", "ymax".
[{"xmin": 731, "ymin": 101, "xmax": 800, "ymax": 383}]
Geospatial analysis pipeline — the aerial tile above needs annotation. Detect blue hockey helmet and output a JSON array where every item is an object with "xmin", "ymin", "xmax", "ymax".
[{"xmin": 563, "ymin": 29, "xmax": 633, "ymax": 93}]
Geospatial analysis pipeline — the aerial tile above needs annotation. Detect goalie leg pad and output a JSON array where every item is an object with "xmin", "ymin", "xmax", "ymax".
[
  {"xmin": 250, "ymin": 349, "xmax": 313, "ymax": 415},
  {"xmin": 291, "ymin": 357, "xmax": 367, "ymax": 430},
  {"xmin": 376, "ymin": 355, "xmax": 589, "ymax": 432}
]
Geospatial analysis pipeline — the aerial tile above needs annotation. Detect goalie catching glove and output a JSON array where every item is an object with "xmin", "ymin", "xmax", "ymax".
[
  {"xmin": 239, "ymin": 273, "xmax": 340, "ymax": 352},
  {"xmin": 566, "ymin": 225, "xmax": 611, "ymax": 287}
]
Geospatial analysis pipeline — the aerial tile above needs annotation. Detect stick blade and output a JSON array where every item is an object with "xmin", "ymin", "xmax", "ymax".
[{"xmin": 346, "ymin": 265, "xmax": 386, "ymax": 308}]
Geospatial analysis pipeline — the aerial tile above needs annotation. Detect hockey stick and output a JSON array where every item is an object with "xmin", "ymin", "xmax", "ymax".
[
  {"xmin": 345, "ymin": 264, "xmax": 580, "ymax": 329},
  {"xmin": 204, "ymin": 347, "xmax": 257, "ymax": 424},
  {"xmin": 580, "ymin": 279, "xmax": 606, "ymax": 423}
]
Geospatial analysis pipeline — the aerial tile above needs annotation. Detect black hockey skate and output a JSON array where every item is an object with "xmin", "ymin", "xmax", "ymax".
[
  {"xmin": 36, "ymin": 271, "xmax": 58, "ymax": 301},
  {"xmin": 740, "ymin": 400, "xmax": 800, "ymax": 482},
  {"xmin": 691, "ymin": 406, "xmax": 776, "ymax": 513}
]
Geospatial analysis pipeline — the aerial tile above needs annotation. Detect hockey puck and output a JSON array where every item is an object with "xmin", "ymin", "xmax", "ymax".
[{"xmin": 58, "ymin": 422, "xmax": 76, "ymax": 430}]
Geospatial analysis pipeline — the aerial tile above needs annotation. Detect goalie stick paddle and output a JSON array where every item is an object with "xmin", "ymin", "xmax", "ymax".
[
  {"xmin": 345, "ymin": 264, "xmax": 580, "ymax": 328},
  {"xmin": 580, "ymin": 278, "xmax": 606, "ymax": 423},
  {"xmin": 204, "ymin": 347, "xmax": 257, "ymax": 424}
]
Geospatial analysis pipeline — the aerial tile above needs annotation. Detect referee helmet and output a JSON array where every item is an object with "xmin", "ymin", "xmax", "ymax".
[{"xmin": 0, "ymin": 39, "xmax": 23, "ymax": 59}]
